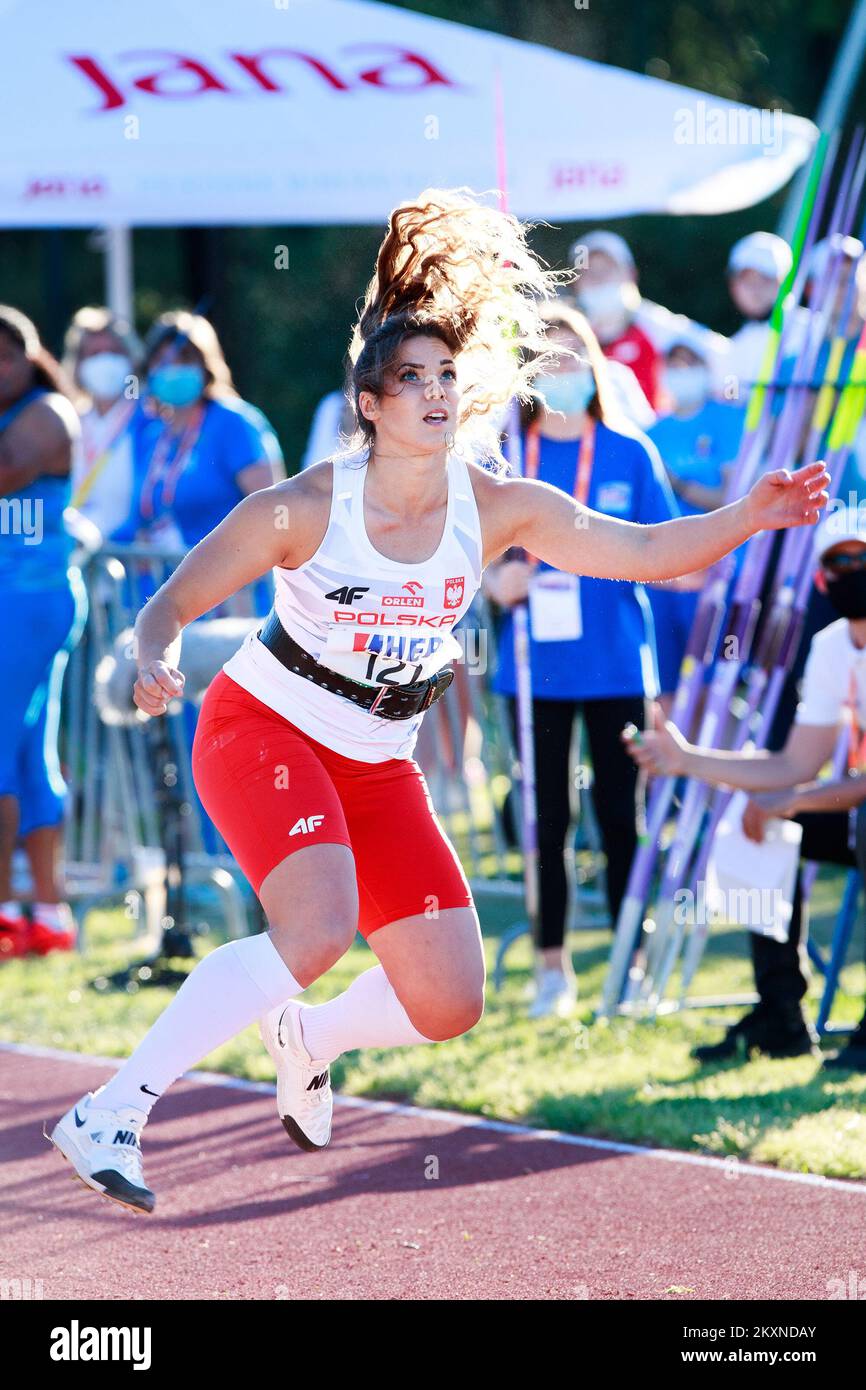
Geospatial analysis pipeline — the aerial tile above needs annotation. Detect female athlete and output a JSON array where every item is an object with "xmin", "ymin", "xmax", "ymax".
[{"xmin": 49, "ymin": 189, "xmax": 828, "ymax": 1213}]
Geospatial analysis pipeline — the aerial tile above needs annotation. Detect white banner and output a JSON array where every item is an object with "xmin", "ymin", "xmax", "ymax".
[{"xmin": 0, "ymin": 0, "xmax": 817, "ymax": 227}]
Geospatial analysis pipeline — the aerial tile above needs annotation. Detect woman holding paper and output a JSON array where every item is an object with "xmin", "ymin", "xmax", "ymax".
[
  {"xmin": 484, "ymin": 305, "xmax": 680, "ymax": 1018},
  {"xmin": 624, "ymin": 505, "xmax": 866, "ymax": 1069}
]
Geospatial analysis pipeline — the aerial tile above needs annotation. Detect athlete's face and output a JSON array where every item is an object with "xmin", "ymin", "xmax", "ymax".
[{"xmin": 360, "ymin": 334, "xmax": 460, "ymax": 456}]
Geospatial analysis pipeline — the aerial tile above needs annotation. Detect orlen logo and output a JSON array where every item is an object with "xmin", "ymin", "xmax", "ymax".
[
  {"xmin": 382, "ymin": 580, "xmax": 425, "ymax": 609},
  {"xmin": 67, "ymin": 47, "xmax": 462, "ymax": 113},
  {"xmin": 444, "ymin": 576, "xmax": 465, "ymax": 609}
]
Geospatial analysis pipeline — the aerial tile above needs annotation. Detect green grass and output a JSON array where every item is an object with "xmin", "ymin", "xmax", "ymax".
[{"xmin": 3, "ymin": 867, "xmax": 866, "ymax": 1179}]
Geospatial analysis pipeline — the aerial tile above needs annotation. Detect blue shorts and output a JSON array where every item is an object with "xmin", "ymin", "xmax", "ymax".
[{"xmin": 0, "ymin": 572, "xmax": 87, "ymax": 836}]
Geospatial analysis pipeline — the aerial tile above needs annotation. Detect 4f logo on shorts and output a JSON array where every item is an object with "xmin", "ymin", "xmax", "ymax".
[
  {"xmin": 290, "ymin": 814, "xmax": 326, "ymax": 836},
  {"xmin": 444, "ymin": 576, "xmax": 464, "ymax": 609}
]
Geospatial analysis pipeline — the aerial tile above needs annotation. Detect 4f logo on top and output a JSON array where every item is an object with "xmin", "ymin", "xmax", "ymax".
[
  {"xmin": 444, "ymin": 576, "xmax": 464, "ymax": 609},
  {"xmin": 290, "ymin": 814, "xmax": 325, "ymax": 836},
  {"xmin": 325, "ymin": 585, "xmax": 369, "ymax": 605}
]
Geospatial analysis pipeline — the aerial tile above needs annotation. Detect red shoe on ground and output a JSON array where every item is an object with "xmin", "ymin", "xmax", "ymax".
[
  {"xmin": 27, "ymin": 905, "xmax": 77, "ymax": 957},
  {"xmin": 0, "ymin": 911, "xmax": 32, "ymax": 960}
]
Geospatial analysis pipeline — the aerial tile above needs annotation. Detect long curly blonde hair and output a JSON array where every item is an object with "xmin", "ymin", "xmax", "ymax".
[{"xmin": 343, "ymin": 187, "xmax": 573, "ymax": 465}]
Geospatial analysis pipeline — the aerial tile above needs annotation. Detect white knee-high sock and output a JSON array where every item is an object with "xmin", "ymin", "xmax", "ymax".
[
  {"xmin": 298, "ymin": 964, "xmax": 435, "ymax": 1064},
  {"xmin": 95, "ymin": 934, "xmax": 303, "ymax": 1117}
]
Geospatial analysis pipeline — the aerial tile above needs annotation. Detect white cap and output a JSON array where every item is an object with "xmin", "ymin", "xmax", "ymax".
[
  {"xmin": 806, "ymin": 233, "xmax": 864, "ymax": 286},
  {"xmin": 664, "ymin": 325, "xmax": 710, "ymax": 360},
  {"xmin": 727, "ymin": 231, "xmax": 792, "ymax": 282},
  {"xmin": 570, "ymin": 230, "xmax": 635, "ymax": 273},
  {"xmin": 813, "ymin": 504, "xmax": 866, "ymax": 562}
]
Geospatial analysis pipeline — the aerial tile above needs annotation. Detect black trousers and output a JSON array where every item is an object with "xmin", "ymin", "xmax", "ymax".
[
  {"xmin": 507, "ymin": 695, "xmax": 646, "ymax": 949},
  {"xmin": 752, "ymin": 807, "xmax": 866, "ymax": 1011}
]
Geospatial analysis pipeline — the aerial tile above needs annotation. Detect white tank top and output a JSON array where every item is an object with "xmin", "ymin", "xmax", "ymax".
[{"xmin": 222, "ymin": 448, "xmax": 484, "ymax": 762}]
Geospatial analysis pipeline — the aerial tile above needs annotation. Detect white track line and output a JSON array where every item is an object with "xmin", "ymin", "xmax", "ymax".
[{"xmin": 4, "ymin": 1038, "xmax": 865, "ymax": 1196}]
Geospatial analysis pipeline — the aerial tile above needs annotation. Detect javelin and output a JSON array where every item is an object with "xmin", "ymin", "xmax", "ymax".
[
  {"xmin": 633, "ymin": 133, "xmax": 866, "ymax": 1010},
  {"xmin": 599, "ymin": 130, "xmax": 834, "ymax": 1017}
]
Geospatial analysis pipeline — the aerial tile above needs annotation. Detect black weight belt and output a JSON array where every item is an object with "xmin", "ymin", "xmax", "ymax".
[{"xmin": 256, "ymin": 609, "xmax": 454, "ymax": 721}]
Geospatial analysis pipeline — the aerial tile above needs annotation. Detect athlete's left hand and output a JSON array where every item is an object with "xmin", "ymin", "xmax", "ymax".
[{"xmin": 744, "ymin": 460, "xmax": 830, "ymax": 533}]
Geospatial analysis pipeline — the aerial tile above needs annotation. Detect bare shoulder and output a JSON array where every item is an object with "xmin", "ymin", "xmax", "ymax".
[
  {"xmin": 466, "ymin": 459, "xmax": 533, "ymax": 566},
  {"xmin": 8, "ymin": 391, "xmax": 79, "ymax": 447},
  {"xmin": 261, "ymin": 457, "xmax": 335, "ymax": 568}
]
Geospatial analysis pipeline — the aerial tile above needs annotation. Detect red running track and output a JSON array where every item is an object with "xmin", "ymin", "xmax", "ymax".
[{"xmin": 1, "ymin": 1045, "xmax": 864, "ymax": 1301}]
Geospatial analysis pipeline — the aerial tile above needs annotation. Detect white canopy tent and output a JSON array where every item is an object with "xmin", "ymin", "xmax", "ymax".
[{"xmin": 3, "ymin": 0, "xmax": 819, "ymax": 312}]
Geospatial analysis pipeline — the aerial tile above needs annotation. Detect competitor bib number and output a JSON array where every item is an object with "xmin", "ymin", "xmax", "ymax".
[{"xmin": 318, "ymin": 625, "xmax": 461, "ymax": 687}]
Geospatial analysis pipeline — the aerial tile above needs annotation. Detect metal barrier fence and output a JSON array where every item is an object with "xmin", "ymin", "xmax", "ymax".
[
  {"xmin": 54, "ymin": 544, "xmax": 263, "ymax": 947},
  {"xmin": 40, "ymin": 547, "xmax": 605, "ymax": 952}
]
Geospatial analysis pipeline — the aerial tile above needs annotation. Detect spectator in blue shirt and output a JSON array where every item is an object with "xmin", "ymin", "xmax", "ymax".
[
  {"xmin": 113, "ymin": 311, "xmax": 280, "ymax": 556},
  {"xmin": 483, "ymin": 303, "xmax": 679, "ymax": 1018}
]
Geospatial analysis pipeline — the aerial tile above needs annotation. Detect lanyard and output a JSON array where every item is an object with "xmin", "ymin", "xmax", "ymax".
[
  {"xmin": 72, "ymin": 401, "xmax": 136, "ymax": 508},
  {"xmin": 140, "ymin": 404, "xmax": 205, "ymax": 520},
  {"xmin": 524, "ymin": 418, "xmax": 596, "ymax": 504},
  {"xmin": 522, "ymin": 419, "xmax": 596, "ymax": 564}
]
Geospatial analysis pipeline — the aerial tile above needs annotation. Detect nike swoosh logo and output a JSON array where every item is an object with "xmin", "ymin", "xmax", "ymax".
[
  {"xmin": 74, "ymin": 1109, "xmax": 86, "ymax": 1127},
  {"xmin": 140, "ymin": 1085, "xmax": 160, "ymax": 1098}
]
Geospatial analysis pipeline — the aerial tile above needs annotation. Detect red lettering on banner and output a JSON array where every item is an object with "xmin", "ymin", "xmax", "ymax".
[
  {"xmin": 551, "ymin": 163, "xmax": 626, "ymax": 190},
  {"xmin": 67, "ymin": 56, "xmax": 126, "ymax": 111},
  {"xmin": 346, "ymin": 44, "xmax": 455, "ymax": 91},
  {"xmin": 67, "ymin": 46, "xmax": 458, "ymax": 111},
  {"xmin": 25, "ymin": 178, "xmax": 106, "ymax": 199},
  {"xmin": 124, "ymin": 50, "xmax": 232, "ymax": 99},
  {"xmin": 232, "ymin": 51, "xmax": 350, "ymax": 92}
]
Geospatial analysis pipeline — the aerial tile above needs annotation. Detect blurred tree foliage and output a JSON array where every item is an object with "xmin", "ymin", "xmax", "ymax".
[{"xmin": 0, "ymin": 0, "xmax": 860, "ymax": 471}]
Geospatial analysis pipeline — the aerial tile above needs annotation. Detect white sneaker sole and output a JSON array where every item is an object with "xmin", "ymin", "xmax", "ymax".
[
  {"xmin": 259, "ymin": 1007, "xmax": 332, "ymax": 1154},
  {"xmin": 45, "ymin": 1117, "xmax": 155, "ymax": 1215}
]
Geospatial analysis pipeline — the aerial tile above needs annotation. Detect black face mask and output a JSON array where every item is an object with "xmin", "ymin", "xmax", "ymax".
[{"xmin": 825, "ymin": 568, "xmax": 866, "ymax": 619}]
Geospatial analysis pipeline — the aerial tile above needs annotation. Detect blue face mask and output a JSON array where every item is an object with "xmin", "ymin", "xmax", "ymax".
[
  {"xmin": 542, "ymin": 369, "xmax": 596, "ymax": 416},
  {"xmin": 148, "ymin": 363, "xmax": 205, "ymax": 408}
]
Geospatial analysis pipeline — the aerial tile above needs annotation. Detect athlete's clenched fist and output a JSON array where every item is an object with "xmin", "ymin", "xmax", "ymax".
[{"xmin": 134, "ymin": 660, "xmax": 185, "ymax": 717}]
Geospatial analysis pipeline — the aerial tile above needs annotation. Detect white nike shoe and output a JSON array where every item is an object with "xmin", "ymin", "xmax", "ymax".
[
  {"xmin": 259, "ymin": 1000, "xmax": 333, "ymax": 1153},
  {"xmin": 46, "ymin": 1089, "xmax": 155, "ymax": 1214},
  {"xmin": 527, "ymin": 969, "xmax": 577, "ymax": 1020}
]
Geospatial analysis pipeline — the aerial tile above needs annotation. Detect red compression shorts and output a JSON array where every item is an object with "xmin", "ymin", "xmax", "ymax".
[{"xmin": 191, "ymin": 670, "xmax": 473, "ymax": 939}]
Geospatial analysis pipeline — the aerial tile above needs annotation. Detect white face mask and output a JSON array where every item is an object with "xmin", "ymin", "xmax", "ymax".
[
  {"xmin": 79, "ymin": 351, "xmax": 132, "ymax": 402},
  {"xmin": 576, "ymin": 281, "xmax": 638, "ymax": 343},
  {"xmin": 662, "ymin": 364, "xmax": 710, "ymax": 410}
]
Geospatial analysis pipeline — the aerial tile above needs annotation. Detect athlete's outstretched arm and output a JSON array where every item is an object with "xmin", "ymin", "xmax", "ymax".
[
  {"xmin": 499, "ymin": 462, "xmax": 830, "ymax": 582},
  {"xmin": 132, "ymin": 478, "xmax": 317, "ymax": 715}
]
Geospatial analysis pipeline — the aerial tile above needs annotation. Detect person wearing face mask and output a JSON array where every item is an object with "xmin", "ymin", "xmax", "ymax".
[
  {"xmin": 625, "ymin": 506, "xmax": 866, "ymax": 1069},
  {"xmin": 718, "ymin": 232, "xmax": 810, "ymax": 401},
  {"xmin": 483, "ymin": 304, "xmax": 680, "ymax": 1019},
  {"xmin": 62, "ymin": 307, "xmax": 143, "ymax": 541},
  {"xmin": 569, "ymin": 231, "xmax": 662, "ymax": 413},
  {"xmin": 113, "ymin": 311, "xmax": 280, "ymax": 555},
  {"xmin": 647, "ymin": 338, "xmax": 746, "ymax": 703}
]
